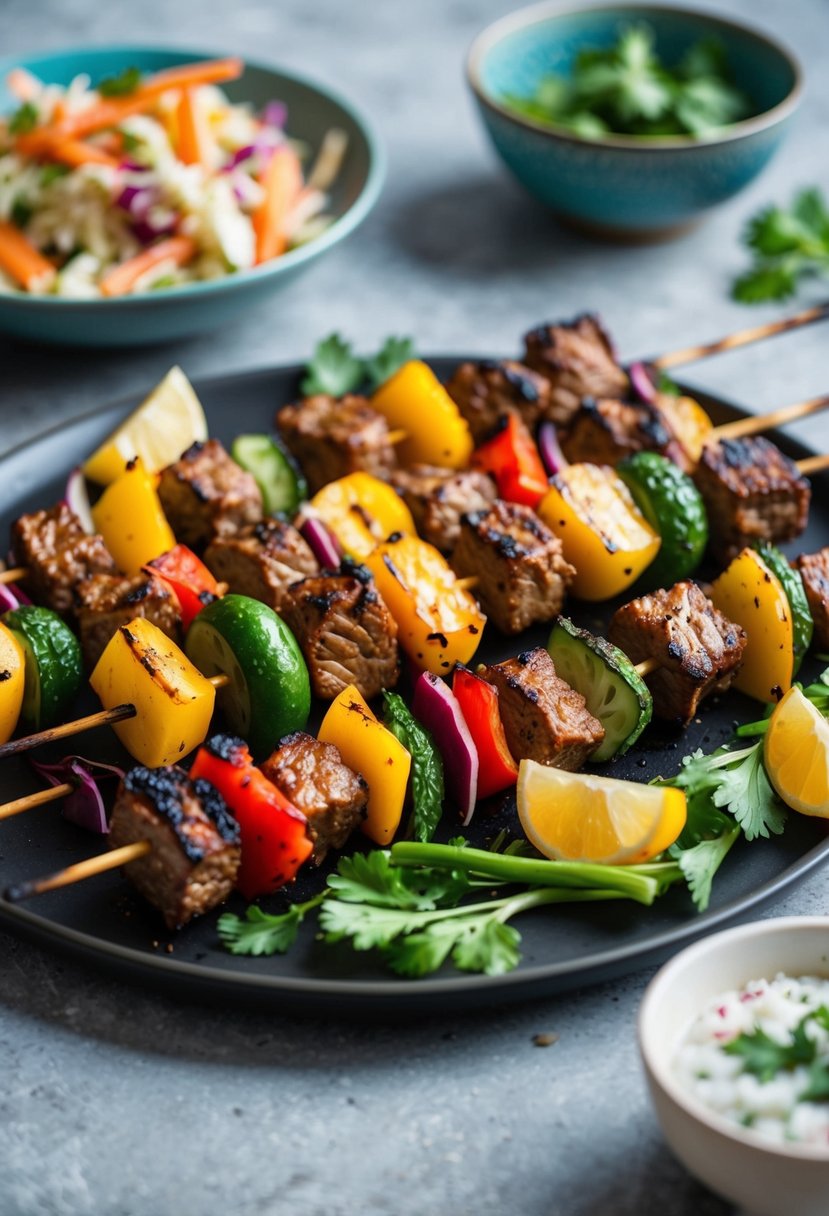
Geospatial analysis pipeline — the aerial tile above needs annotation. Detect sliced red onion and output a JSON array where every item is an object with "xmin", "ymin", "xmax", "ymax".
[
  {"xmin": 300, "ymin": 517, "xmax": 342, "ymax": 569},
  {"xmin": 537, "ymin": 421, "xmax": 568, "ymax": 477},
  {"xmin": 64, "ymin": 468, "xmax": 95, "ymax": 534},
  {"xmin": 262, "ymin": 100, "xmax": 287, "ymax": 129},
  {"xmin": 30, "ymin": 755, "xmax": 125, "ymax": 835},
  {"xmin": 412, "ymin": 672, "xmax": 478, "ymax": 826},
  {"xmin": 629, "ymin": 361, "xmax": 658, "ymax": 405},
  {"xmin": 0, "ymin": 584, "xmax": 19, "ymax": 612}
]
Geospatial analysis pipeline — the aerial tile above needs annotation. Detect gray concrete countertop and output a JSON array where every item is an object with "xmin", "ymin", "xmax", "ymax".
[{"xmin": 1, "ymin": 1, "xmax": 828, "ymax": 1212}]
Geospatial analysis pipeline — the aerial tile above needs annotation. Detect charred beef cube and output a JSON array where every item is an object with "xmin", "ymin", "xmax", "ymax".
[
  {"xmin": 481, "ymin": 647, "xmax": 604, "ymax": 770},
  {"xmin": 75, "ymin": 572, "xmax": 182, "ymax": 669},
  {"xmin": 523, "ymin": 314, "xmax": 629, "ymax": 429},
  {"xmin": 389, "ymin": 464, "xmax": 497, "ymax": 553},
  {"xmin": 108, "ymin": 765, "xmax": 240, "ymax": 930},
  {"xmin": 276, "ymin": 394, "xmax": 396, "ymax": 494},
  {"xmin": 451, "ymin": 501, "xmax": 575, "ymax": 634},
  {"xmin": 444, "ymin": 360, "xmax": 551, "ymax": 444},
  {"xmin": 158, "ymin": 439, "xmax": 263, "ymax": 549},
  {"xmin": 561, "ymin": 396, "xmax": 679, "ymax": 467},
  {"xmin": 11, "ymin": 502, "xmax": 116, "ymax": 617},
  {"xmin": 608, "ymin": 580, "xmax": 746, "ymax": 726},
  {"xmin": 281, "ymin": 565, "xmax": 399, "ymax": 701},
  {"xmin": 260, "ymin": 731, "xmax": 368, "ymax": 864},
  {"xmin": 693, "ymin": 437, "xmax": 810, "ymax": 563},
  {"xmin": 795, "ymin": 548, "xmax": 829, "ymax": 650},
  {"xmin": 203, "ymin": 518, "xmax": 319, "ymax": 613}
]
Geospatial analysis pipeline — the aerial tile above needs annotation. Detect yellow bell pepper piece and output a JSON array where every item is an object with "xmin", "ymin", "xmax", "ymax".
[
  {"xmin": 659, "ymin": 394, "xmax": 713, "ymax": 464},
  {"xmin": 538, "ymin": 464, "xmax": 661, "ymax": 601},
  {"xmin": 709, "ymin": 548, "xmax": 793, "ymax": 703},
  {"xmin": 309, "ymin": 471, "xmax": 416, "ymax": 560},
  {"xmin": 0, "ymin": 622, "xmax": 25, "ymax": 744},
  {"xmin": 91, "ymin": 457, "xmax": 176, "ymax": 574},
  {"xmin": 371, "ymin": 360, "xmax": 473, "ymax": 469},
  {"xmin": 366, "ymin": 534, "xmax": 486, "ymax": 675},
  {"xmin": 318, "ymin": 684, "xmax": 411, "ymax": 845},
  {"xmin": 90, "ymin": 617, "xmax": 215, "ymax": 767}
]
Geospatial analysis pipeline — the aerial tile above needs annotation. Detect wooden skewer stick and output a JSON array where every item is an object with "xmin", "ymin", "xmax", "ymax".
[
  {"xmin": 633, "ymin": 657, "xmax": 661, "ymax": 679},
  {"xmin": 455, "ymin": 576, "xmax": 479, "ymax": 592},
  {"xmin": 712, "ymin": 394, "xmax": 829, "ymax": 442},
  {"xmin": 0, "ymin": 781, "xmax": 73, "ymax": 821},
  {"xmin": 650, "ymin": 302, "xmax": 829, "ymax": 371},
  {"xmin": 4, "ymin": 840, "xmax": 151, "ymax": 904},
  {"xmin": 796, "ymin": 453, "xmax": 829, "ymax": 477},
  {"xmin": 0, "ymin": 566, "xmax": 27, "ymax": 586},
  {"xmin": 0, "ymin": 673, "xmax": 230, "ymax": 762}
]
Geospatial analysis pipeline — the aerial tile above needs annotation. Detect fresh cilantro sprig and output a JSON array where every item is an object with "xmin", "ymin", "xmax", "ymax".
[
  {"xmin": 300, "ymin": 333, "xmax": 415, "ymax": 397},
  {"xmin": 383, "ymin": 691, "xmax": 444, "ymax": 843},
  {"xmin": 217, "ymin": 893, "xmax": 325, "ymax": 956},
  {"xmin": 97, "ymin": 66, "xmax": 142, "ymax": 97},
  {"xmin": 733, "ymin": 188, "xmax": 829, "ymax": 303},
  {"xmin": 504, "ymin": 24, "xmax": 752, "ymax": 140},
  {"xmin": 8, "ymin": 101, "xmax": 39, "ymax": 135},
  {"xmin": 725, "ymin": 1006, "xmax": 829, "ymax": 1098}
]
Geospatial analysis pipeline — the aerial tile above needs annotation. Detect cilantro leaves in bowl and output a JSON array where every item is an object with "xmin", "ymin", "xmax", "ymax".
[{"xmin": 503, "ymin": 23, "xmax": 754, "ymax": 140}]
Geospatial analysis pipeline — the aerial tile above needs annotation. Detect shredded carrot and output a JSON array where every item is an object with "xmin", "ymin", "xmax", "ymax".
[
  {"xmin": 253, "ymin": 145, "xmax": 303, "ymax": 264},
  {"xmin": 16, "ymin": 131, "xmax": 119, "ymax": 168},
  {"xmin": 6, "ymin": 68, "xmax": 39, "ymax": 102},
  {"xmin": 52, "ymin": 57, "xmax": 243, "ymax": 140},
  {"xmin": 99, "ymin": 235, "xmax": 197, "ymax": 297},
  {"xmin": 175, "ymin": 89, "xmax": 214, "ymax": 168},
  {"xmin": 0, "ymin": 221, "xmax": 56, "ymax": 292}
]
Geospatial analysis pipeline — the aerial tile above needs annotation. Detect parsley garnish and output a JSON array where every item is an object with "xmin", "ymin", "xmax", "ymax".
[
  {"xmin": 10, "ymin": 197, "xmax": 33, "ymax": 229},
  {"xmin": 300, "ymin": 333, "xmax": 416, "ymax": 397},
  {"xmin": 383, "ymin": 691, "xmax": 444, "ymax": 842},
  {"xmin": 8, "ymin": 101, "xmax": 39, "ymax": 135},
  {"xmin": 725, "ymin": 1006, "xmax": 829, "ymax": 1098},
  {"xmin": 503, "ymin": 24, "xmax": 752, "ymax": 140},
  {"xmin": 733, "ymin": 188, "xmax": 829, "ymax": 303},
  {"xmin": 97, "ymin": 66, "xmax": 142, "ymax": 97},
  {"xmin": 217, "ymin": 893, "xmax": 324, "ymax": 956},
  {"xmin": 661, "ymin": 740, "xmax": 785, "ymax": 843}
]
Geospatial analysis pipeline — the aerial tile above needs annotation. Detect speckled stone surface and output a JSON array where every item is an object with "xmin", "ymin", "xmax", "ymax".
[{"xmin": 1, "ymin": 1, "xmax": 828, "ymax": 1213}]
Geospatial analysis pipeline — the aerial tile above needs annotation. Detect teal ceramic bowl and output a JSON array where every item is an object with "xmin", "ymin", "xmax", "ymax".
[
  {"xmin": 468, "ymin": 3, "xmax": 802, "ymax": 239},
  {"xmin": 0, "ymin": 46, "xmax": 384, "ymax": 346}
]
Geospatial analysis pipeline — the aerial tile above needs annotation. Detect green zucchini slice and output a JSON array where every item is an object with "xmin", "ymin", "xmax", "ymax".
[
  {"xmin": 753, "ymin": 543, "xmax": 813, "ymax": 674},
  {"xmin": 2, "ymin": 606, "xmax": 83, "ymax": 730},
  {"xmin": 548, "ymin": 616, "xmax": 652, "ymax": 762},
  {"xmin": 618, "ymin": 451, "xmax": 708, "ymax": 588},
  {"xmin": 231, "ymin": 434, "xmax": 308, "ymax": 516}
]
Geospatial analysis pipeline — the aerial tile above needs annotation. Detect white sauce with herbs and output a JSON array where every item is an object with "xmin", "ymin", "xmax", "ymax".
[{"xmin": 674, "ymin": 973, "xmax": 829, "ymax": 1148}]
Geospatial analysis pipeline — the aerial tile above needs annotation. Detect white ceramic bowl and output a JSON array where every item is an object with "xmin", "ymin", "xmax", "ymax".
[{"xmin": 639, "ymin": 917, "xmax": 829, "ymax": 1216}]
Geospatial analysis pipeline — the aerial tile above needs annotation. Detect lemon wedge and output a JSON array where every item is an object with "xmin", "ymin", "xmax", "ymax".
[
  {"xmin": 764, "ymin": 686, "xmax": 829, "ymax": 817},
  {"xmin": 83, "ymin": 366, "xmax": 207, "ymax": 485},
  {"xmin": 516, "ymin": 759, "xmax": 686, "ymax": 865}
]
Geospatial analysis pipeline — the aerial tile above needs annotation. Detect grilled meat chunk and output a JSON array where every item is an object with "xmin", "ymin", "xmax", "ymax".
[
  {"xmin": 795, "ymin": 548, "xmax": 829, "ymax": 650},
  {"xmin": 608, "ymin": 580, "xmax": 746, "ymax": 726},
  {"xmin": 276, "ymin": 394, "xmax": 396, "ymax": 494},
  {"xmin": 108, "ymin": 765, "xmax": 240, "ymax": 930},
  {"xmin": 693, "ymin": 437, "xmax": 810, "ymax": 563},
  {"xmin": 561, "ymin": 396, "xmax": 686, "ymax": 468},
  {"xmin": 158, "ymin": 439, "xmax": 263, "ymax": 549},
  {"xmin": 260, "ymin": 731, "xmax": 368, "ymax": 864},
  {"xmin": 11, "ymin": 502, "xmax": 116, "ymax": 617},
  {"xmin": 281, "ymin": 563, "xmax": 399, "ymax": 701},
  {"xmin": 390, "ymin": 464, "xmax": 497, "ymax": 554},
  {"xmin": 75, "ymin": 572, "xmax": 182, "ymax": 669},
  {"xmin": 481, "ymin": 647, "xmax": 604, "ymax": 770},
  {"xmin": 523, "ymin": 314, "xmax": 629, "ymax": 429},
  {"xmin": 204, "ymin": 518, "xmax": 318, "ymax": 613},
  {"xmin": 444, "ymin": 360, "xmax": 551, "ymax": 444},
  {"xmin": 451, "ymin": 501, "xmax": 575, "ymax": 634}
]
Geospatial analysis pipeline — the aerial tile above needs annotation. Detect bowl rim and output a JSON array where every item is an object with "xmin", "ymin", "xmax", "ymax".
[
  {"xmin": 0, "ymin": 42, "xmax": 386, "ymax": 309},
  {"xmin": 638, "ymin": 915, "xmax": 829, "ymax": 1162},
  {"xmin": 467, "ymin": 0, "xmax": 803, "ymax": 152}
]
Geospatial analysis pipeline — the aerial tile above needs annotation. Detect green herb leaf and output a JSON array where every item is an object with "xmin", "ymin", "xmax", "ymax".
[
  {"xmin": 300, "ymin": 333, "xmax": 365, "ymax": 396},
  {"xmin": 733, "ymin": 188, "xmax": 829, "ymax": 303},
  {"xmin": 39, "ymin": 164, "xmax": 69, "ymax": 188},
  {"xmin": 383, "ymin": 691, "xmax": 444, "ymax": 842},
  {"xmin": 725, "ymin": 1011, "xmax": 817, "ymax": 1082},
  {"xmin": 217, "ymin": 901, "xmax": 309, "ymax": 956},
  {"xmin": 97, "ymin": 66, "xmax": 142, "ymax": 97},
  {"xmin": 364, "ymin": 336, "xmax": 416, "ymax": 392},
  {"xmin": 663, "ymin": 741, "xmax": 786, "ymax": 842},
  {"xmin": 9, "ymin": 101, "xmax": 39, "ymax": 135},
  {"xmin": 670, "ymin": 826, "xmax": 739, "ymax": 912},
  {"xmin": 799, "ymin": 1060, "xmax": 829, "ymax": 1102},
  {"xmin": 10, "ymin": 197, "xmax": 33, "ymax": 229},
  {"xmin": 451, "ymin": 917, "xmax": 522, "ymax": 975},
  {"xmin": 329, "ymin": 849, "xmax": 468, "ymax": 910}
]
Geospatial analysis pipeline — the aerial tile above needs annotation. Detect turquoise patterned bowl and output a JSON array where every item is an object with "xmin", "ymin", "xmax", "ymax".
[
  {"xmin": 467, "ymin": 3, "xmax": 802, "ymax": 239},
  {"xmin": 0, "ymin": 46, "xmax": 384, "ymax": 346}
]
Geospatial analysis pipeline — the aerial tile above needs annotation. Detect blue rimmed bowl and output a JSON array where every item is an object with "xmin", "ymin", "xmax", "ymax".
[
  {"xmin": 467, "ymin": 3, "xmax": 802, "ymax": 240},
  {"xmin": 0, "ymin": 46, "xmax": 385, "ymax": 346}
]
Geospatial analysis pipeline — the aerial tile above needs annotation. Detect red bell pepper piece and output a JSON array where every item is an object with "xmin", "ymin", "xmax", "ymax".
[
  {"xmin": 471, "ymin": 413, "xmax": 549, "ymax": 508},
  {"xmin": 190, "ymin": 734, "xmax": 312, "ymax": 900},
  {"xmin": 452, "ymin": 665, "xmax": 518, "ymax": 799},
  {"xmin": 144, "ymin": 544, "xmax": 221, "ymax": 631}
]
